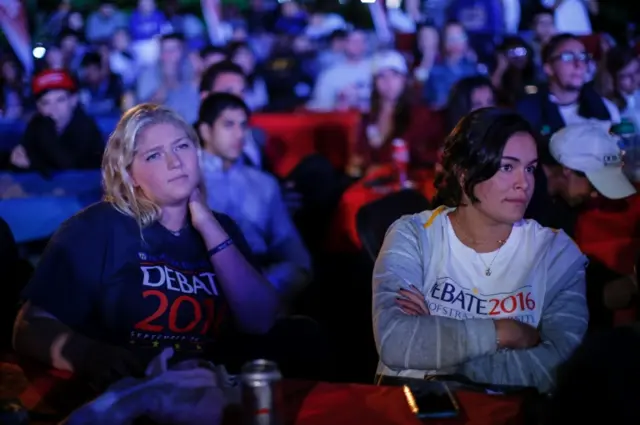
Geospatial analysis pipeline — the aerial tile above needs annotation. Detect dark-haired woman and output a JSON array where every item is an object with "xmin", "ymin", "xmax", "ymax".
[{"xmin": 372, "ymin": 108, "xmax": 588, "ymax": 392}]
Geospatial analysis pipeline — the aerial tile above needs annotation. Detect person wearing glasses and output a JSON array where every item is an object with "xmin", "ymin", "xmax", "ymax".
[{"xmin": 516, "ymin": 33, "xmax": 620, "ymax": 138}]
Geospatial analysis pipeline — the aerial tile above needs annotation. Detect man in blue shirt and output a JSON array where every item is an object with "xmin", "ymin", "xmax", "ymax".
[{"xmin": 197, "ymin": 92, "xmax": 312, "ymax": 306}]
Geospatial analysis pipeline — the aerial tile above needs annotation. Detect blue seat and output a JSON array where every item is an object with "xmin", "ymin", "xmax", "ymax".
[
  {"xmin": 94, "ymin": 114, "xmax": 121, "ymax": 142},
  {"xmin": 0, "ymin": 120, "xmax": 27, "ymax": 152}
]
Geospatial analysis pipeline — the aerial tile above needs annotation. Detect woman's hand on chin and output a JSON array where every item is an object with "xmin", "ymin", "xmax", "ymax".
[{"xmin": 188, "ymin": 188, "xmax": 217, "ymax": 231}]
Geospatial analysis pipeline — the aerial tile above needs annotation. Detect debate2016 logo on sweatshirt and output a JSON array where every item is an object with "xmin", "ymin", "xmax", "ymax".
[
  {"xmin": 130, "ymin": 253, "xmax": 226, "ymax": 346},
  {"xmin": 426, "ymin": 277, "xmax": 540, "ymax": 325}
]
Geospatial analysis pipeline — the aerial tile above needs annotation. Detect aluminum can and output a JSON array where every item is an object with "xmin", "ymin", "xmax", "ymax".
[{"xmin": 241, "ymin": 359, "xmax": 283, "ymax": 425}]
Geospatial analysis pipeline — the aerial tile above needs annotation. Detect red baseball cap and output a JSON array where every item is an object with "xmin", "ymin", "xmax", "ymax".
[{"xmin": 31, "ymin": 69, "xmax": 77, "ymax": 98}]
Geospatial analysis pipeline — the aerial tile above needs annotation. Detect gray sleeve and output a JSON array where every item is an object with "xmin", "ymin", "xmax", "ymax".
[
  {"xmin": 456, "ymin": 267, "xmax": 588, "ymax": 392},
  {"xmin": 373, "ymin": 217, "xmax": 499, "ymax": 372}
]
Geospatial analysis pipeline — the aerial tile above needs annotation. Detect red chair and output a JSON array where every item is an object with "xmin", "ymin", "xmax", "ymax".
[
  {"xmin": 250, "ymin": 111, "xmax": 361, "ymax": 178},
  {"xmin": 577, "ymin": 34, "xmax": 603, "ymax": 61}
]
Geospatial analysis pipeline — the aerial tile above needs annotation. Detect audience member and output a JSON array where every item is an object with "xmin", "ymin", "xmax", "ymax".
[
  {"xmin": 199, "ymin": 60, "xmax": 268, "ymax": 171},
  {"xmin": 78, "ymin": 51, "xmax": 124, "ymax": 116},
  {"xmin": 9, "ymin": 69, "xmax": 103, "ymax": 172},
  {"xmin": 491, "ymin": 36, "xmax": 538, "ymax": 106},
  {"xmin": 108, "ymin": 28, "xmax": 137, "ymax": 89},
  {"xmin": 445, "ymin": 75, "xmax": 496, "ymax": 132},
  {"xmin": 85, "ymin": 1, "xmax": 127, "ymax": 44},
  {"xmin": 528, "ymin": 6, "xmax": 556, "ymax": 75},
  {"xmin": 136, "ymin": 33, "xmax": 199, "ymax": 123},
  {"xmin": 517, "ymin": 33, "xmax": 620, "ymax": 137},
  {"xmin": 350, "ymin": 50, "xmax": 444, "ymax": 176},
  {"xmin": 423, "ymin": 21, "xmax": 478, "ymax": 109},
  {"xmin": 197, "ymin": 93, "xmax": 311, "ymax": 304},
  {"xmin": 129, "ymin": 0, "xmax": 167, "ymax": 65},
  {"xmin": 315, "ymin": 29, "xmax": 347, "ymax": 73},
  {"xmin": 307, "ymin": 29, "xmax": 371, "ymax": 111},
  {"xmin": 227, "ymin": 41, "xmax": 269, "ymax": 111},
  {"xmin": 200, "ymin": 45, "xmax": 227, "ymax": 70},
  {"xmin": 12, "ymin": 104, "xmax": 280, "ymax": 390},
  {"xmin": 58, "ymin": 28, "xmax": 87, "ymax": 74},
  {"xmin": 448, "ymin": 0, "xmax": 505, "ymax": 62},
  {"xmin": 525, "ymin": 122, "xmax": 636, "ymax": 330},
  {"xmin": 373, "ymin": 108, "xmax": 587, "ymax": 392},
  {"xmin": 413, "ymin": 24, "xmax": 440, "ymax": 83},
  {"xmin": 602, "ymin": 46, "xmax": 640, "ymax": 126}
]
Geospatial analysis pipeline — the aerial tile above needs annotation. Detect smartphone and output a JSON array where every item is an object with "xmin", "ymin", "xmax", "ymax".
[{"xmin": 377, "ymin": 376, "xmax": 460, "ymax": 419}]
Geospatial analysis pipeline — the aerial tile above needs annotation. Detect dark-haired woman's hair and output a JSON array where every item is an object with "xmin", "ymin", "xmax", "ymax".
[
  {"xmin": 445, "ymin": 75, "xmax": 496, "ymax": 132},
  {"xmin": 434, "ymin": 108, "xmax": 537, "ymax": 207},
  {"xmin": 605, "ymin": 46, "xmax": 638, "ymax": 111}
]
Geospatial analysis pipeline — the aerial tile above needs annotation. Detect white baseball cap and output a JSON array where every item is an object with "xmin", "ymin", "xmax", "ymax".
[
  {"xmin": 550, "ymin": 121, "xmax": 636, "ymax": 200},
  {"xmin": 371, "ymin": 50, "xmax": 408, "ymax": 75}
]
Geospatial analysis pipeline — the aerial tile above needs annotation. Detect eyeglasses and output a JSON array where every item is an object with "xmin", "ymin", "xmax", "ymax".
[
  {"xmin": 550, "ymin": 51, "xmax": 591, "ymax": 64},
  {"xmin": 506, "ymin": 47, "xmax": 528, "ymax": 59}
]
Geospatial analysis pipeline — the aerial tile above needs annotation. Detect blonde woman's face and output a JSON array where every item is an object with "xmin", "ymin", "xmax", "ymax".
[{"xmin": 129, "ymin": 123, "xmax": 200, "ymax": 206}]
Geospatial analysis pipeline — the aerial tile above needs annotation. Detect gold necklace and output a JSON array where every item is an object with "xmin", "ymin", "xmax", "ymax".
[{"xmin": 450, "ymin": 216, "xmax": 509, "ymax": 277}]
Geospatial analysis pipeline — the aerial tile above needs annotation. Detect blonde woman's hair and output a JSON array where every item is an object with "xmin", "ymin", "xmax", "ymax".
[{"xmin": 102, "ymin": 103, "xmax": 201, "ymax": 229}]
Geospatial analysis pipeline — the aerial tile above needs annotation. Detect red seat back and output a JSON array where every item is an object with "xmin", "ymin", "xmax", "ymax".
[{"xmin": 251, "ymin": 111, "xmax": 361, "ymax": 177}]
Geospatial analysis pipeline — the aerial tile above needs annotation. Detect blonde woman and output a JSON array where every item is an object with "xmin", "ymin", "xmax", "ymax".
[{"xmin": 12, "ymin": 104, "xmax": 279, "ymax": 389}]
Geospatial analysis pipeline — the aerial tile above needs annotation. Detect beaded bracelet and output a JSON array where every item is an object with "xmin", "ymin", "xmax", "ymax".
[{"xmin": 207, "ymin": 238, "xmax": 233, "ymax": 258}]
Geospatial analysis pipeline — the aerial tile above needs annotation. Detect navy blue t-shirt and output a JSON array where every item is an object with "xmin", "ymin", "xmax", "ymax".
[{"xmin": 22, "ymin": 202, "xmax": 256, "ymax": 361}]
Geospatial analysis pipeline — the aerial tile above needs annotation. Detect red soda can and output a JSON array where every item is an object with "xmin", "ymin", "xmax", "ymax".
[{"xmin": 392, "ymin": 139, "xmax": 409, "ymax": 186}]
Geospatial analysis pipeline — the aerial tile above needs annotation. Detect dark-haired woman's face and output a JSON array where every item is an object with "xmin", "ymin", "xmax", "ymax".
[
  {"xmin": 472, "ymin": 132, "xmax": 537, "ymax": 224},
  {"xmin": 470, "ymin": 86, "xmax": 495, "ymax": 111}
]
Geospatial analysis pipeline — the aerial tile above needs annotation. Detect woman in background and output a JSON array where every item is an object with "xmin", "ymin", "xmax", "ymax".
[{"xmin": 348, "ymin": 50, "xmax": 444, "ymax": 177}]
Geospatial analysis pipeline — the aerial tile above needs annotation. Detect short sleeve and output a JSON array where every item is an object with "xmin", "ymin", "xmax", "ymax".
[
  {"xmin": 22, "ymin": 211, "xmax": 105, "ymax": 330},
  {"xmin": 213, "ymin": 211, "xmax": 260, "ymax": 270}
]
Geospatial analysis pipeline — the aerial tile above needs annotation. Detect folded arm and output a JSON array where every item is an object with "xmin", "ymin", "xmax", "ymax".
[
  {"xmin": 373, "ymin": 217, "xmax": 498, "ymax": 372},
  {"xmin": 457, "ymin": 267, "xmax": 588, "ymax": 393}
]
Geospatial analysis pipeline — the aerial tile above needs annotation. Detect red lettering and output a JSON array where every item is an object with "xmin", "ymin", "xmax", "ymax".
[
  {"xmin": 525, "ymin": 292, "xmax": 536, "ymax": 310},
  {"xmin": 134, "ymin": 290, "xmax": 168, "ymax": 332},
  {"xmin": 200, "ymin": 298, "xmax": 215, "ymax": 335},
  {"xmin": 169, "ymin": 296, "xmax": 202, "ymax": 333},
  {"xmin": 488, "ymin": 299, "xmax": 501, "ymax": 315},
  {"xmin": 500, "ymin": 296, "xmax": 517, "ymax": 313},
  {"xmin": 135, "ymin": 290, "xmax": 224, "ymax": 335}
]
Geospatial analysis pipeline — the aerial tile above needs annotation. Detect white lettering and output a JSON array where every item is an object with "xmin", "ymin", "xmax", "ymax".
[
  {"xmin": 164, "ymin": 266, "xmax": 180, "ymax": 292},
  {"xmin": 176, "ymin": 271, "xmax": 194, "ymax": 294},
  {"xmin": 141, "ymin": 266, "xmax": 165, "ymax": 287},
  {"xmin": 192, "ymin": 275, "xmax": 212, "ymax": 296},
  {"xmin": 140, "ymin": 265, "xmax": 219, "ymax": 296},
  {"xmin": 201, "ymin": 272, "xmax": 219, "ymax": 296}
]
